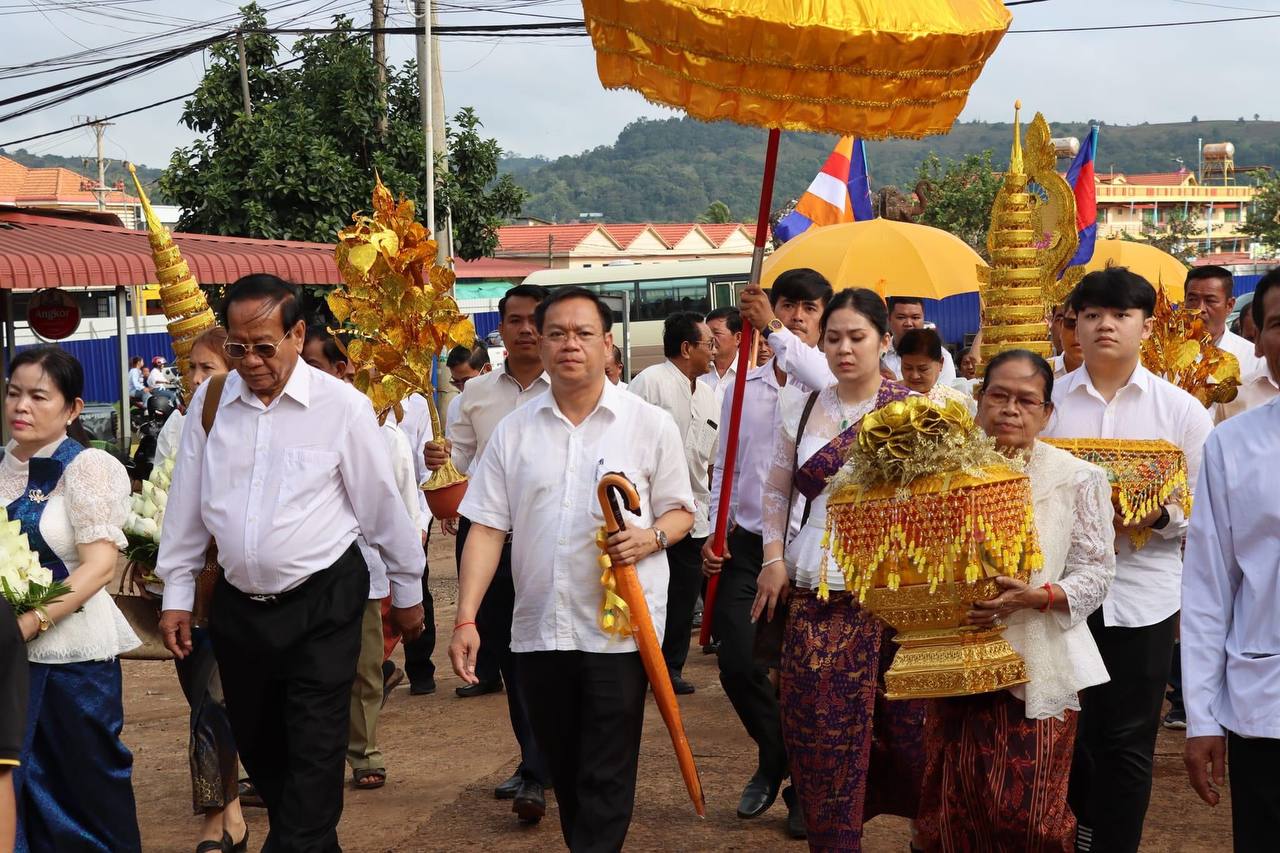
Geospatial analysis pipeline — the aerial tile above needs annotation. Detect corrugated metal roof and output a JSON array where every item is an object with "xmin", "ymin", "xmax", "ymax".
[{"xmin": 0, "ymin": 209, "xmax": 341, "ymax": 289}]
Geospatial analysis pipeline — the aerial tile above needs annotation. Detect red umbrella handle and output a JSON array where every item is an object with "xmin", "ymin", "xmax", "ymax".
[{"xmin": 701, "ymin": 128, "xmax": 781, "ymax": 646}]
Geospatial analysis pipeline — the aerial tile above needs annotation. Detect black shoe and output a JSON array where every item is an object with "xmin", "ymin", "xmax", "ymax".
[
  {"xmin": 701, "ymin": 641, "xmax": 720, "ymax": 655},
  {"xmin": 1163, "ymin": 706, "xmax": 1187, "ymax": 729},
  {"xmin": 455, "ymin": 679, "xmax": 503, "ymax": 698},
  {"xmin": 782, "ymin": 785, "xmax": 806, "ymax": 839},
  {"xmin": 512, "ymin": 780, "xmax": 546, "ymax": 824},
  {"xmin": 236, "ymin": 780, "xmax": 264, "ymax": 809},
  {"xmin": 494, "ymin": 771, "xmax": 523, "ymax": 800},
  {"xmin": 668, "ymin": 672, "xmax": 695, "ymax": 695},
  {"xmin": 195, "ymin": 833, "xmax": 230, "ymax": 853},
  {"xmin": 409, "ymin": 678, "xmax": 437, "ymax": 696},
  {"xmin": 736, "ymin": 771, "xmax": 781, "ymax": 819}
]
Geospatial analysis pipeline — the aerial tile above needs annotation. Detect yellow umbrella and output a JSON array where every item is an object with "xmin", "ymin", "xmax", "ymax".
[
  {"xmin": 1082, "ymin": 239, "xmax": 1188, "ymax": 301},
  {"xmin": 761, "ymin": 219, "xmax": 986, "ymax": 298}
]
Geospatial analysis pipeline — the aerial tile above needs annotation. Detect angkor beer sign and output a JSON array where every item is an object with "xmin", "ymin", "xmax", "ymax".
[{"xmin": 27, "ymin": 289, "xmax": 81, "ymax": 341}]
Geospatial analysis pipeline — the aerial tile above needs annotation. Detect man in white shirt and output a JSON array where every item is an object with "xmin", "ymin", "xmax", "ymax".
[
  {"xmin": 700, "ymin": 306, "xmax": 742, "ymax": 410},
  {"xmin": 1042, "ymin": 268, "xmax": 1213, "ymax": 853},
  {"xmin": 450, "ymin": 287, "xmax": 694, "ymax": 852},
  {"xmin": 629, "ymin": 312, "xmax": 720, "ymax": 695},
  {"xmin": 703, "ymin": 269, "xmax": 830, "ymax": 834},
  {"xmin": 1048, "ymin": 304, "xmax": 1084, "ymax": 379},
  {"xmin": 882, "ymin": 297, "xmax": 957, "ymax": 385},
  {"xmin": 425, "ymin": 284, "xmax": 553, "ymax": 816},
  {"xmin": 605, "ymin": 344, "xmax": 627, "ymax": 388},
  {"xmin": 146, "ymin": 354, "xmax": 179, "ymax": 403},
  {"xmin": 1215, "ymin": 271, "xmax": 1280, "ymax": 423},
  {"xmin": 157, "ymin": 274, "xmax": 425, "ymax": 853},
  {"xmin": 303, "ymin": 325, "xmax": 422, "ymax": 790},
  {"xmin": 736, "ymin": 268, "xmax": 833, "ymax": 393},
  {"xmin": 1182, "ymin": 269, "xmax": 1280, "ymax": 851},
  {"xmin": 1184, "ymin": 265, "xmax": 1266, "ymax": 380}
]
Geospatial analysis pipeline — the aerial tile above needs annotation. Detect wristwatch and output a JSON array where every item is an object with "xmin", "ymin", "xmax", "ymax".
[
  {"xmin": 1152, "ymin": 506, "xmax": 1171, "ymax": 531},
  {"xmin": 653, "ymin": 528, "xmax": 669, "ymax": 550},
  {"xmin": 34, "ymin": 609, "xmax": 52, "ymax": 633},
  {"xmin": 762, "ymin": 318, "xmax": 784, "ymax": 340}
]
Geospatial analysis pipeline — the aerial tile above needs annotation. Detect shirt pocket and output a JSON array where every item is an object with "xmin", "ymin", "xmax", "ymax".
[
  {"xmin": 688, "ymin": 420, "xmax": 718, "ymax": 471},
  {"xmin": 278, "ymin": 448, "xmax": 341, "ymax": 509},
  {"xmin": 588, "ymin": 464, "xmax": 648, "ymax": 528}
]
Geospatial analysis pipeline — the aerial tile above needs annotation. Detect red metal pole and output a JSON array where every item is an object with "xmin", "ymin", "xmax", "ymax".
[{"xmin": 700, "ymin": 127, "xmax": 781, "ymax": 646}]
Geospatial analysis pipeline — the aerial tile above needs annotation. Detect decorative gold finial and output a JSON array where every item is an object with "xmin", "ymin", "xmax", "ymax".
[
  {"xmin": 126, "ymin": 164, "xmax": 217, "ymax": 394},
  {"xmin": 1009, "ymin": 101, "xmax": 1024, "ymax": 176}
]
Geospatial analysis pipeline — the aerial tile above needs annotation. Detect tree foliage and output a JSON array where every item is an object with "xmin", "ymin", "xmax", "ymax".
[
  {"xmin": 160, "ymin": 3, "xmax": 521, "ymax": 257},
  {"xmin": 435, "ymin": 108, "xmax": 527, "ymax": 260},
  {"xmin": 1239, "ymin": 172, "xmax": 1280, "ymax": 250},
  {"xmin": 913, "ymin": 151, "xmax": 1003, "ymax": 259},
  {"xmin": 698, "ymin": 200, "xmax": 732, "ymax": 223}
]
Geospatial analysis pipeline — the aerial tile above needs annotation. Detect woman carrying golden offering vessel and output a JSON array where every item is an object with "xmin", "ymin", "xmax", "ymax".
[
  {"xmin": 752, "ymin": 288, "xmax": 926, "ymax": 850},
  {"xmin": 917, "ymin": 349, "xmax": 1116, "ymax": 852}
]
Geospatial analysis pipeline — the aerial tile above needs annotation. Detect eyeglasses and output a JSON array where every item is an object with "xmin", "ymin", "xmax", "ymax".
[
  {"xmin": 224, "ymin": 330, "xmax": 292, "ymax": 360},
  {"xmin": 691, "ymin": 339, "xmax": 718, "ymax": 351},
  {"xmin": 982, "ymin": 389, "xmax": 1050, "ymax": 412}
]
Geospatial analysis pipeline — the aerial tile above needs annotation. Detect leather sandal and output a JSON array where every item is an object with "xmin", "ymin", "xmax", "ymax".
[
  {"xmin": 195, "ymin": 831, "xmax": 231, "ymax": 853},
  {"xmin": 353, "ymin": 767, "xmax": 387, "ymax": 790}
]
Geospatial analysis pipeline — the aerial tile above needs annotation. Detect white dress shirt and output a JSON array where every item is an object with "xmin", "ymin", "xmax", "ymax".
[
  {"xmin": 1182, "ymin": 397, "xmax": 1280, "ymax": 739},
  {"xmin": 1043, "ymin": 364, "xmax": 1213, "ymax": 627},
  {"xmin": 708, "ymin": 361, "xmax": 785, "ymax": 538},
  {"xmin": 358, "ymin": 422, "xmax": 423, "ymax": 599},
  {"xmin": 699, "ymin": 361, "xmax": 738, "ymax": 412},
  {"xmin": 884, "ymin": 345, "xmax": 957, "ymax": 386},
  {"xmin": 155, "ymin": 408, "xmax": 184, "ymax": 464},
  {"xmin": 156, "ymin": 364, "xmax": 426, "ymax": 610},
  {"xmin": 763, "ymin": 326, "xmax": 827, "ymax": 392},
  {"xmin": 387, "ymin": 392, "xmax": 434, "ymax": 528},
  {"xmin": 446, "ymin": 364, "xmax": 550, "ymax": 474},
  {"xmin": 458, "ymin": 381, "xmax": 695, "ymax": 654},
  {"xmin": 1216, "ymin": 366, "xmax": 1278, "ymax": 423},
  {"xmin": 628, "ymin": 360, "xmax": 719, "ymax": 538},
  {"xmin": 1216, "ymin": 328, "xmax": 1265, "ymax": 381}
]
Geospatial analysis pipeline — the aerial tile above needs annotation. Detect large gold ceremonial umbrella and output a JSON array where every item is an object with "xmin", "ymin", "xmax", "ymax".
[
  {"xmin": 582, "ymin": 0, "xmax": 1011, "ymax": 808},
  {"xmin": 760, "ymin": 219, "xmax": 986, "ymax": 298},
  {"xmin": 1082, "ymin": 239, "xmax": 1188, "ymax": 301}
]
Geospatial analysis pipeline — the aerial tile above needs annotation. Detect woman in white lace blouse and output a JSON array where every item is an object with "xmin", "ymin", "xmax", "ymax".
[
  {"xmin": 917, "ymin": 349, "xmax": 1116, "ymax": 852},
  {"xmin": 2, "ymin": 346, "xmax": 141, "ymax": 851}
]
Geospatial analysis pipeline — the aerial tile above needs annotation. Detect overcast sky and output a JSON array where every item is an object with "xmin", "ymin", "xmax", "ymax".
[{"xmin": 1, "ymin": 0, "xmax": 1277, "ymax": 169}]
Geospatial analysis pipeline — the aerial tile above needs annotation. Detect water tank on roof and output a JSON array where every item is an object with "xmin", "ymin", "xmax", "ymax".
[
  {"xmin": 1051, "ymin": 137, "xmax": 1080, "ymax": 159},
  {"xmin": 1203, "ymin": 142, "xmax": 1235, "ymax": 161}
]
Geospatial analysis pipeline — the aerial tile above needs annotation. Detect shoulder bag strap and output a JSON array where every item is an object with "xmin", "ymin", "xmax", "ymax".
[{"xmin": 202, "ymin": 373, "xmax": 229, "ymax": 436}]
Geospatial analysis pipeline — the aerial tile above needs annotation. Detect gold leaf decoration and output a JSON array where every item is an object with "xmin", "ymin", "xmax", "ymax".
[{"xmin": 1140, "ymin": 286, "xmax": 1241, "ymax": 407}]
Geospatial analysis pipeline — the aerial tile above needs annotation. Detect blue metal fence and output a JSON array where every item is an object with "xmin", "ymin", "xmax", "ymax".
[
  {"xmin": 472, "ymin": 310, "xmax": 500, "ymax": 342},
  {"xmin": 16, "ymin": 332, "xmax": 175, "ymax": 403}
]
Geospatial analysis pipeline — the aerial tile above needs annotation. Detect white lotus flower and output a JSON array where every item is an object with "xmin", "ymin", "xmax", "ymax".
[{"xmin": 136, "ymin": 517, "xmax": 159, "ymax": 538}]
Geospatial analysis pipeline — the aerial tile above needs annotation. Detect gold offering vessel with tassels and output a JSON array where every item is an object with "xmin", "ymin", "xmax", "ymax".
[
  {"xmin": 823, "ymin": 397, "xmax": 1042, "ymax": 700},
  {"xmin": 127, "ymin": 164, "xmax": 218, "ymax": 393}
]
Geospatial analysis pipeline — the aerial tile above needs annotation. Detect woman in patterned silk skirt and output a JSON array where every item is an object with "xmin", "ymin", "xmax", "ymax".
[
  {"xmin": 917, "ymin": 350, "xmax": 1116, "ymax": 852},
  {"xmin": 753, "ymin": 288, "xmax": 927, "ymax": 851}
]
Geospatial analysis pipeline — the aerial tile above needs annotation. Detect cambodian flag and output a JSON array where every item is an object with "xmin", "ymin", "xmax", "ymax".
[
  {"xmin": 1064, "ymin": 126, "xmax": 1098, "ymax": 268},
  {"xmin": 774, "ymin": 137, "xmax": 874, "ymax": 244}
]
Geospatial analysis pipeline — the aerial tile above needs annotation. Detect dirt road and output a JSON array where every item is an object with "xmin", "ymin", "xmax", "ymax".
[{"xmin": 124, "ymin": 538, "xmax": 1229, "ymax": 851}]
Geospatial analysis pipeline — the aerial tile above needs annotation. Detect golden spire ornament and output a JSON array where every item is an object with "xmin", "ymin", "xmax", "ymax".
[
  {"xmin": 126, "ymin": 163, "xmax": 217, "ymax": 393},
  {"xmin": 976, "ymin": 103, "xmax": 1079, "ymax": 365},
  {"xmin": 333, "ymin": 177, "xmax": 476, "ymax": 518}
]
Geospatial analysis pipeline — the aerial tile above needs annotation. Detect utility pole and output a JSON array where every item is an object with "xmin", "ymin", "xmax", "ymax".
[
  {"xmin": 430, "ymin": 3, "xmax": 452, "ymax": 262},
  {"xmin": 372, "ymin": 0, "xmax": 387, "ymax": 137},
  {"xmin": 415, "ymin": 0, "xmax": 435, "ymax": 239},
  {"xmin": 236, "ymin": 30, "xmax": 253, "ymax": 116},
  {"xmin": 82, "ymin": 118, "xmax": 114, "ymax": 212}
]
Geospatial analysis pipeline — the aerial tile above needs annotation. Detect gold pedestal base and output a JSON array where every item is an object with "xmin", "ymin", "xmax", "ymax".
[{"xmin": 883, "ymin": 626, "xmax": 1029, "ymax": 700}]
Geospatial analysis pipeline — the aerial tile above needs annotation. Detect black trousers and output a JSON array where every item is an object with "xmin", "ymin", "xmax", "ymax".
[
  {"xmin": 661, "ymin": 534, "xmax": 706, "ymax": 677},
  {"xmin": 211, "ymin": 544, "xmax": 368, "ymax": 853},
  {"xmin": 519, "ymin": 651, "xmax": 648, "ymax": 853},
  {"xmin": 402, "ymin": 540, "xmax": 436, "ymax": 687},
  {"xmin": 714, "ymin": 527, "xmax": 788, "ymax": 783},
  {"xmin": 457, "ymin": 516, "xmax": 549, "ymax": 784},
  {"xmin": 1068, "ymin": 609, "xmax": 1177, "ymax": 853},
  {"xmin": 1229, "ymin": 732, "xmax": 1280, "ymax": 853}
]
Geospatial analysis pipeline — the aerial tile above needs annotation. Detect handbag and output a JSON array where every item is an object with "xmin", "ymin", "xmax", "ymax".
[{"xmin": 114, "ymin": 373, "xmax": 229, "ymax": 661}]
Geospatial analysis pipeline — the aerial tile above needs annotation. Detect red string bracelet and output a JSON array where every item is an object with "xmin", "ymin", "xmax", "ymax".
[
  {"xmin": 1039, "ymin": 583, "xmax": 1054, "ymax": 613},
  {"xmin": 453, "ymin": 621, "xmax": 477, "ymax": 632}
]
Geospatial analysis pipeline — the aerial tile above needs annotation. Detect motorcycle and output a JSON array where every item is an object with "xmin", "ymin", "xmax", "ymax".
[{"xmin": 125, "ymin": 393, "xmax": 177, "ymax": 483}]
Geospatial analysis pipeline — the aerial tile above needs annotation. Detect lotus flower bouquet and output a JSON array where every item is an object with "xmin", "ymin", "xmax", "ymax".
[
  {"xmin": 122, "ymin": 454, "xmax": 175, "ymax": 576},
  {"xmin": 0, "ymin": 518, "xmax": 70, "ymax": 615}
]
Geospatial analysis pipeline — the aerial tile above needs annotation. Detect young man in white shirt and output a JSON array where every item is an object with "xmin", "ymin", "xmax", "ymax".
[
  {"xmin": 700, "ymin": 306, "xmax": 742, "ymax": 410},
  {"xmin": 883, "ymin": 296, "xmax": 957, "ymax": 385},
  {"xmin": 1182, "ymin": 267, "xmax": 1280, "ymax": 852},
  {"xmin": 1043, "ymin": 267, "xmax": 1213, "ymax": 853},
  {"xmin": 629, "ymin": 312, "xmax": 720, "ymax": 695},
  {"xmin": 703, "ymin": 269, "xmax": 831, "ymax": 836},
  {"xmin": 1184, "ymin": 265, "xmax": 1266, "ymax": 380},
  {"xmin": 450, "ymin": 287, "xmax": 695, "ymax": 852},
  {"xmin": 157, "ymin": 275, "xmax": 426, "ymax": 853},
  {"xmin": 425, "ymin": 284, "xmax": 553, "ymax": 816}
]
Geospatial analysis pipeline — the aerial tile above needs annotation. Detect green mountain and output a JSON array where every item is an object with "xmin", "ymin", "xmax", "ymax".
[
  {"xmin": 504, "ymin": 116, "xmax": 1280, "ymax": 223},
  {"xmin": 0, "ymin": 147, "xmax": 169, "ymax": 203}
]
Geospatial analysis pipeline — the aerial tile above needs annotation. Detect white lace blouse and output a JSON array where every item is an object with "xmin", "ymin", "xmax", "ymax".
[
  {"xmin": 1005, "ymin": 441, "xmax": 1115, "ymax": 719},
  {"xmin": 0, "ymin": 440, "xmax": 140, "ymax": 664}
]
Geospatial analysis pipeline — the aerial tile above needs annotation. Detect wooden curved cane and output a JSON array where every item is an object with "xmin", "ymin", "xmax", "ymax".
[{"xmin": 596, "ymin": 472, "xmax": 706, "ymax": 818}]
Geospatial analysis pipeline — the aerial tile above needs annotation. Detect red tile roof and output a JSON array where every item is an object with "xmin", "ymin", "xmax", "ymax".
[
  {"xmin": 0, "ymin": 155, "xmax": 138, "ymax": 205},
  {"xmin": 1120, "ymin": 170, "xmax": 1195, "ymax": 187},
  {"xmin": 454, "ymin": 256, "xmax": 545, "ymax": 280},
  {"xmin": 697, "ymin": 223, "xmax": 751, "ymax": 247},
  {"xmin": 601, "ymin": 223, "xmax": 657, "ymax": 248},
  {"xmin": 495, "ymin": 223, "xmax": 617, "ymax": 256},
  {"xmin": 0, "ymin": 209, "xmax": 339, "ymax": 289}
]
